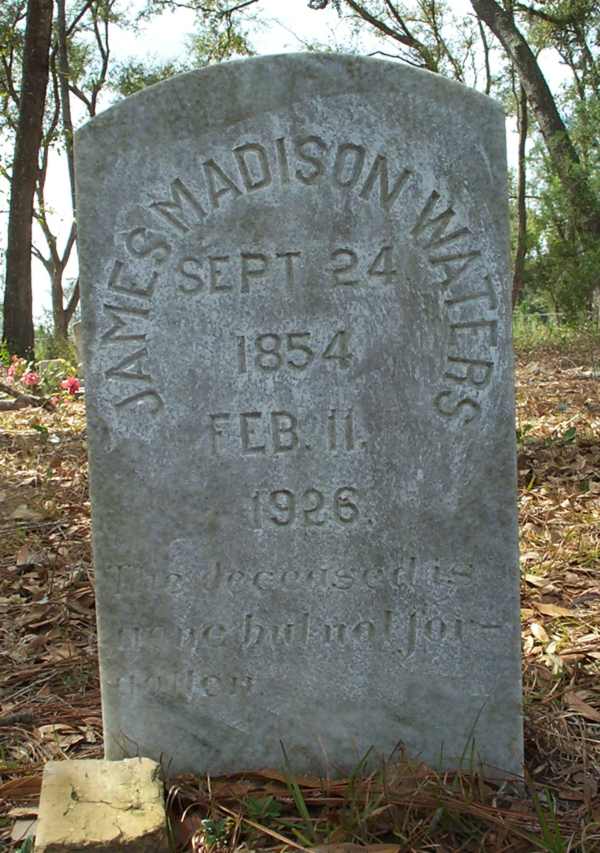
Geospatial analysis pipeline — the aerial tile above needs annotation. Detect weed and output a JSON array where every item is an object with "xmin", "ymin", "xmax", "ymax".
[
  {"xmin": 517, "ymin": 421, "xmax": 535, "ymax": 445},
  {"xmin": 513, "ymin": 313, "xmax": 600, "ymax": 356},
  {"xmin": 245, "ymin": 795, "xmax": 282, "ymax": 823},
  {"xmin": 530, "ymin": 786, "xmax": 568, "ymax": 853},
  {"xmin": 280, "ymin": 742, "xmax": 316, "ymax": 845}
]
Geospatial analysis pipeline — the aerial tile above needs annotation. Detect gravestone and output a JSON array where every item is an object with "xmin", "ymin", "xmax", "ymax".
[{"xmin": 75, "ymin": 54, "xmax": 523, "ymax": 777}]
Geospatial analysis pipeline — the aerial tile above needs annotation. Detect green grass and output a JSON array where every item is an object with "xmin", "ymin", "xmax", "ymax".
[{"xmin": 512, "ymin": 313, "xmax": 600, "ymax": 358}]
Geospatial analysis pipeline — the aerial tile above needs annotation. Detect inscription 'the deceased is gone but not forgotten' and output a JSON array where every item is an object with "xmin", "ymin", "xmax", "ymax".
[{"xmin": 75, "ymin": 54, "xmax": 523, "ymax": 778}]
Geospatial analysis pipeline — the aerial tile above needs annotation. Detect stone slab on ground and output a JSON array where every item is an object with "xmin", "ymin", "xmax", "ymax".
[
  {"xmin": 34, "ymin": 757, "xmax": 169, "ymax": 852},
  {"xmin": 37, "ymin": 359, "xmax": 71, "ymax": 375}
]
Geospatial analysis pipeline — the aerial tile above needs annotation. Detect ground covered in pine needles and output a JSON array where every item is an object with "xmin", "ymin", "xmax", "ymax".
[{"xmin": 1, "ymin": 340, "xmax": 600, "ymax": 852}]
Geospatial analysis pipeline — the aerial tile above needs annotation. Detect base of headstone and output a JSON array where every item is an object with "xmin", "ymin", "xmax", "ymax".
[{"xmin": 34, "ymin": 757, "xmax": 169, "ymax": 852}]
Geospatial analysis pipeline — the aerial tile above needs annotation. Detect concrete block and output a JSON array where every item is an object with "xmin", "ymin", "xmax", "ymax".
[{"xmin": 34, "ymin": 758, "xmax": 169, "ymax": 852}]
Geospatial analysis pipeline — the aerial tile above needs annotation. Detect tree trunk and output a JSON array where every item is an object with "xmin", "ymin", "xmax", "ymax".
[
  {"xmin": 45, "ymin": 0, "xmax": 80, "ymax": 340},
  {"xmin": 56, "ymin": 0, "xmax": 76, "ymax": 212},
  {"xmin": 471, "ymin": 0, "xmax": 600, "ymax": 241},
  {"xmin": 49, "ymin": 264, "xmax": 79, "ymax": 341},
  {"xmin": 51, "ymin": 268, "xmax": 69, "ymax": 341},
  {"xmin": 2, "ymin": 0, "xmax": 54, "ymax": 359},
  {"xmin": 512, "ymin": 83, "xmax": 528, "ymax": 307}
]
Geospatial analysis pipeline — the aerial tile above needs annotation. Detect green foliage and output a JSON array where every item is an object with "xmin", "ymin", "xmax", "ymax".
[
  {"xmin": 515, "ymin": 114, "xmax": 600, "ymax": 321},
  {"xmin": 36, "ymin": 357, "xmax": 78, "ymax": 396},
  {"xmin": 522, "ymin": 218, "xmax": 600, "ymax": 324},
  {"xmin": 516, "ymin": 421, "xmax": 534, "ymax": 446},
  {"xmin": 512, "ymin": 304, "xmax": 600, "ymax": 355},
  {"xmin": 530, "ymin": 788, "xmax": 568, "ymax": 853},
  {"xmin": 570, "ymin": 93, "xmax": 600, "ymax": 170},
  {"xmin": 67, "ymin": 0, "xmax": 134, "ymax": 94},
  {"xmin": 280, "ymin": 741, "xmax": 317, "ymax": 844},
  {"xmin": 0, "ymin": 1, "xmax": 25, "ymax": 145},
  {"xmin": 188, "ymin": 25, "xmax": 252, "ymax": 66},
  {"xmin": 197, "ymin": 817, "xmax": 234, "ymax": 849},
  {"xmin": 507, "ymin": 0, "xmax": 600, "ymax": 319},
  {"xmin": 112, "ymin": 58, "xmax": 189, "ymax": 97},
  {"xmin": 0, "ymin": 338, "xmax": 10, "ymax": 366},
  {"xmin": 138, "ymin": 0, "xmax": 255, "ymax": 67},
  {"xmin": 244, "ymin": 795, "xmax": 283, "ymax": 822},
  {"xmin": 184, "ymin": 0, "xmax": 255, "ymax": 67},
  {"xmin": 111, "ymin": 0, "xmax": 253, "ymax": 97},
  {"xmin": 34, "ymin": 322, "xmax": 79, "ymax": 365}
]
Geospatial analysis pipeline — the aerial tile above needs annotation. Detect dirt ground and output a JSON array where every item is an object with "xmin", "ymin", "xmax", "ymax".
[{"xmin": 1, "ymin": 343, "xmax": 599, "ymax": 851}]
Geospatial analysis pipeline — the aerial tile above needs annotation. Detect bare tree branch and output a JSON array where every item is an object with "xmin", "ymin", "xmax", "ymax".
[
  {"xmin": 219, "ymin": 0, "xmax": 258, "ymax": 14},
  {"xmin": 512, "ymin": 2, "xmax": 582, "ymax": 27},
  {"xmin": 89, "ymin": 0, "xmax": 111, "ymax": 116},
  {"xmin": 0, "ymin": 381, "xmax": 55, "ymax": 410},
  {"xmin": 56, "ymin": 0, "xmax": 76, "ymax": 209},
  {"xmin": 344, "ymin": 0, "xmax": 435, "ymax": 69},
  {"xmin": 66, "ymin": 0, "xmax": 95, "ymax": 37},
  {"xmin": 370, "ymin": 49, "xmax": 429, "ymax": 69},
  {"xmin": 477, "ymin": 16, "xmax": 492, "ymax": 94}
]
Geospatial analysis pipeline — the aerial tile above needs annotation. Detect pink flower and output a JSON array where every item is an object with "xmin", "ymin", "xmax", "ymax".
[
  {"xmin": 60, "ymin": 376, "xmax": 81, "ymax": 395},
  {"xmin": 6, "ymin": 365, "xmax": 15, "ymax": 382},
  {"xmin": 22, "ymin": 371, "xmax": 40, "ymax": 386},
  {"xmin": 50, "ymin": 396, "xmax": 60, "ymax": 407}
]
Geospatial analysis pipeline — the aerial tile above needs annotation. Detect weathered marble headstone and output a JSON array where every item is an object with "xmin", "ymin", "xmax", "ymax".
[{"xmin": 75, "ymin": 54, "xmax": 522, "ymax": 777}]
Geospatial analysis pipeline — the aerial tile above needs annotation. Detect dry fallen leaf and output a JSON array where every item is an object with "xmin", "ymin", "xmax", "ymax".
[
  {"xmin": 530, "ymin": 622, "xmax": 550, "ymax": 643},
  {"xmin": 43, "ymin": 641, "xmax": 77, "ymax": 662},
  {"xmin": 11, "ymin": 818, "xmax": 37, "ymax": 843},
  {"xmin": 81, "ymin": 725, "xmax": 98, "ymax": 743},
  {"xmin": 16, "ymin": 543, "xmax": 34, "ymax": 566},
  {"xmin": 313, "ymin": 846, "xmax": 401, "ymax": 853},
  {"xmin": 10, "ymin": 504, "xmax": 44, "ymax": 522},
  {"xmin": 521, "ymin": 608, "xmax": 535, "ymax": 619},
  {"xmin": 520, "ymin": 551, "xmax": 540, "ymax": 563},
  {"xmin": 558, "ymin": 789, "xmax": 586, "ymax": 802},
  {"xmin": 226, "ymin": 768, "xmax": 324, "ymax": 788},
  {"xmin": 537, "ymin": 603, "xmax": 576, "ymax": 618},
  {"xmin": 565, "ymin": 692, "xmax": 600, "ymax": 723},
  {"xmin": 0, "ymin": 775, "xmax": 42, "ymax": 799},
  {"xmin": 525, "ymin": 574, "xmax": 548, "ymax": 588},
  {"xmin": 7, "ymin": 807, "xmax": 39, "ymax": 818},
  {"xmin": 36, "ymin": 723, "xmax": 72, "ymax": 739}
]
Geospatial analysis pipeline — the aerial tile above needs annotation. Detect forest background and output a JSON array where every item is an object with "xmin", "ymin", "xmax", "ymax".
[{"xmin": 1, "ymin": 0, "xmax": 600, "ymax": 361}]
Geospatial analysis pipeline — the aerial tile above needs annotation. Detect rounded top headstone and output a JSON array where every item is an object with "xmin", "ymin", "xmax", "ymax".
[{"xmin": 75, "ymin": 52, "xmax": 522, "ymax": 779}]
